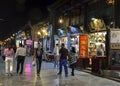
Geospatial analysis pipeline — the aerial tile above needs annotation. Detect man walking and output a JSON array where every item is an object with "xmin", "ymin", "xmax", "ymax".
[
  {"xmin": 58, "ymin": 43, "xmax": 68, "ymax": 77},
  {"xmin": 15, "ymin": 44, "xmax": 26, "ymax": 75}
]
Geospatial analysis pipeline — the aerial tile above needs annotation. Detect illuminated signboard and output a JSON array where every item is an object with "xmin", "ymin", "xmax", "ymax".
[
  {"xmin": 79, "ymin": 35, "xmax": 88, "ymax": 57},
  {"xmin": 89, "ymin": 18, "xmax": 106, "ymax": 32}
]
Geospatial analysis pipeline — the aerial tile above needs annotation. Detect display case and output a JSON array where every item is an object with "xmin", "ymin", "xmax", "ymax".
[
  {"xmin": 88, "ymin": 32, "xmax": 106, "ymax": 57},
  {"xmin": 70, "ymin": 35, "xmax": 79, "ymax": 53}
]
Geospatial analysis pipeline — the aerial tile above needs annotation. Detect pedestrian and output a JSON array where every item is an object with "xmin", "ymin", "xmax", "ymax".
[
  {"xmin": 33, "ymin": 43, "xmax": 43, "ymax": 76},
  {"xmin": 96, "ymin": 44, "xmax": 104, "ymax": 56},
  {"xmin": 69, "ymin": 47, "xmax": 77, "ymax": 76},
  {"xmin": 57, "ymin": 43, "xmax": 68, "ymax": 77},
  {"xmin": 4, "ymin": 44, "xmax": 14, "ymax": 76},
  {"xmin": 15, "ymin": 44, "xmax": 26, "ymax": 75},
  {"xmin": 53, "ymin": 44, "xmax": 59, "ymax": 68}
]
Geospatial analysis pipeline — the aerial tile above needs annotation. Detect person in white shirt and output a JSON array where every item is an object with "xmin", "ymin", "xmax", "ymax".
[
  {"xmin": 15, "ymin": 44, "xmax": 26, "ymax": 75},
  {"xmin": 53, "ymin": 44, "xmax": 59, "ymax": 68}
]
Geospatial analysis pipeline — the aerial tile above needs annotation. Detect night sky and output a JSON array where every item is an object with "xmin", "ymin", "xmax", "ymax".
[{"xmin": 0, "ymin": 0, "xmax": 57, "ymax": 41}]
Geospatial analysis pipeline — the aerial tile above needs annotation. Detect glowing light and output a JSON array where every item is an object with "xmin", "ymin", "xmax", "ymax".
[
  {"xmin": 37, "ymin": 32, "xmax": 41, "ymax": 35},
  {"xmin": 25, "ymin": 64, "xmax": 31, "ymax": 73},
  {"xmin": 42, "ymin": 29, "xmax": 46, "ymax": 33},
  {"xmin": 106, "ymin": 0, "xmax": 115, "ymax": 5},
  {"xmin": 58, "ymin": 18, "xmax": 64, "ymax": 24}
]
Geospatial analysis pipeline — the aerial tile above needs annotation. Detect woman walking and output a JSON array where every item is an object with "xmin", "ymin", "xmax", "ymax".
[
  {"xmin": 33, "ymin": 43, "xmax": 43, "ymax": 76},
  {"xmin": 4, "ymin": 44, "xmax": 14, "ymax": 76},
  {"xmin": 69, "ymin": 47, "xmax": 77, "ymax": 76}
]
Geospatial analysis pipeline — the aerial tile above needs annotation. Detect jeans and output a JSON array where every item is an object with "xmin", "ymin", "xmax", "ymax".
[
  {"xmin": 16, "ymin": 56, "xmax": 25, "ymax": 74},
  {"xmin": 36, "ymin": 58, "xmax": 42, "ymax": 74},
  {"xmin": 58, "ymin": 59, "xmax": 68, "ymax": 76},
  {"xmin": 5, "ymin": 57, "xmax": 13, "ymax": 74},
  {"xmin": 54, "ymin": 55, "xmax": 59, "ymax": 68}
]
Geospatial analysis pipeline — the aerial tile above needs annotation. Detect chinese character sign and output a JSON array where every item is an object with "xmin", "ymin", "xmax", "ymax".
[{"xmin": 79, "ymin": 35, "xmax": 88, "ymax": 57}]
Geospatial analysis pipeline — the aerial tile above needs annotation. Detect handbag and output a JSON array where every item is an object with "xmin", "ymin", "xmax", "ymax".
[{"xmin": 32, "ymin": 60, "xmax": 36, "ymax": 66}]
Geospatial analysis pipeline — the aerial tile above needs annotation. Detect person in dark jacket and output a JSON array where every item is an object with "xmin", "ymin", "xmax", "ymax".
[
  {"xmin": 57, "ymin": 43, "xmax": 68, "ymax": 77},
  {"xmin": 34, "ymin": 43, "xmax": 43, "ymax": 76}
]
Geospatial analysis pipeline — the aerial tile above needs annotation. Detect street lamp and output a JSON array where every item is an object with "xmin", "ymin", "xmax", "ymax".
[
  {"xmin": 58, "ymin": 17, "xmax": 64, "ymax": 24},
  {"xmin": 37, "ymin": 31, "xmax": 41, "ymax": 35}
]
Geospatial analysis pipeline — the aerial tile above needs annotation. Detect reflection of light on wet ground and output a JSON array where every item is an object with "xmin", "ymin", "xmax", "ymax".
[
  {"xmin": 25, "ymin": 63, "xmax": 31, "ymax": 73},
  {"xmin": 54, "ymin": 78, "xmax": 59, "ymax": 86},
  {"xmin": 24, "ymin": 63, "xmax": 32, "ymax": 79},
  {"xmin": 0, "ymin": 83, "xmax": 3, "ymax": 86}
]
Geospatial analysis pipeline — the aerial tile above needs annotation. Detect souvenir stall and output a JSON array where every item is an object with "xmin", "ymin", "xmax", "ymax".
[
  {"xmin": 88, "ymin": 31, "xmax": 107, "ymax": 73},
  {"xmin": 88, "ymin": 32, "xmax": 106, "ymax": 58},
  {"xmin": 88, "ymin": 18, "xmax": 107, "ymax": 73},
  {"xmin": 77, "ymin": 18, "xmax": 107, "ymax": 71}
]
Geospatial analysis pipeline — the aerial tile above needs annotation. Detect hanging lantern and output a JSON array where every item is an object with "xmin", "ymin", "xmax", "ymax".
[{"xmin": 106, "ymin": 0, "xmax": 115, "ymax": 5}]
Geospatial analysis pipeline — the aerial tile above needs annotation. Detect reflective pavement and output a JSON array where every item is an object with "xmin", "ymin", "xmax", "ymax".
[{"xmin": 0, "ymin": 57, "xmax": 120, "ymax": 86}]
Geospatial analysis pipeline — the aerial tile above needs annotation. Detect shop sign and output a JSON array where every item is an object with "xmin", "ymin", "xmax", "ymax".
[
  {"xmin": 110, "ymin": 30, "xmax": 120, "ymax": 49},
  {"xmin": 79, "ymin": 35, "xmax": 88, "ymax": 57},
  {"xmin": 26, "ymin": 40, "xmax": 33, "ymax": 45},
  {"xmin": 89, "ymin": 18, "xmax": 106, "ymax": 32}
]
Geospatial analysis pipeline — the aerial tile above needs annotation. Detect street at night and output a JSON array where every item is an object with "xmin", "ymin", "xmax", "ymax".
[
  {"xmin": 0, "ymin": 57, "xmax": 120, "ymax": 86},
  {"xmin": 0, "ymin": 0, "xmax": 120, "ymax": 85}
]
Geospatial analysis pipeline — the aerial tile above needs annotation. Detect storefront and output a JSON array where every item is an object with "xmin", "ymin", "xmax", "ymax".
[
  {"xmin": 88, "ymin": 32, "xmax": 106, "ymax": 57},
  {"xmin": 109, "ymin": 29, "xmax": 120, "ymax": 70},
  {"xmin": 15, "ymin": 31, "xmax": 26, "ymax": 47},
  {"xmin": 57, "ymin": 29, "xmax": 68, "ymax": 48},
  {"xmin": 77, "ymin": 18, "xmax": 107, "ymax": 71},
  {"xmin": 69, "ymin": 25, "xmax": 83, "ymax": 54}
]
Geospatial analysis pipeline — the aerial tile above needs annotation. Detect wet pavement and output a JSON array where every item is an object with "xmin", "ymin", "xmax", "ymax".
[{"xmin": 0, "ymin": 56, "xmax": 120, "ymax": 86}]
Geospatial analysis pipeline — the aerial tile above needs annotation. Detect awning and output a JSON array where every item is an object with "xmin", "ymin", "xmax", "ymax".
[
  {"xmin": 57, "ymin": 29, "xmax": 67, "ymax": 37},
  {"xmin": 69, "ymin": 26, "xmax": 82, "ymax": 34}
]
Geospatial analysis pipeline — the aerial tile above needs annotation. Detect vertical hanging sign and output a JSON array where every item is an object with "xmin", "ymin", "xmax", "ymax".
[{"xmin": 79, "ymin": 35, "xmax": 88, "ymax": 57}]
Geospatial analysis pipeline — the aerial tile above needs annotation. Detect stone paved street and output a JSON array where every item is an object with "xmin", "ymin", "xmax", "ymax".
[{"xmin": 0, "ymin": 56, "xmax": 120, "ymax": 86}]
